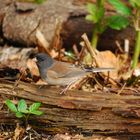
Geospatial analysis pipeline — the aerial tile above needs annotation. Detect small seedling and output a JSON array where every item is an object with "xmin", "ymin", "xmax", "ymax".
[{"xmin": 5, "ymin": 99, "xmax": 43, "ymax": 125}]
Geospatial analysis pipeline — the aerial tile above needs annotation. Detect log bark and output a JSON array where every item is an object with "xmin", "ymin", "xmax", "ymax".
[
  {"xmin": 0, "ymin": 79, "xmax": 140, "ymax": 135},
  {"xmin": 2, "ymin": 0, "xmax": 86, "ymax": 47}
]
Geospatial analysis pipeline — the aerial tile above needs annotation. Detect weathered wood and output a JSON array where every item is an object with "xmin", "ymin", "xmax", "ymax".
[
  {"xmin": 2, "ymin": 0, "xmax": 86, "ymax": 47},
  {"xmin": 0, "ymin": 79, "xmax": 140, "ymax": 135}
]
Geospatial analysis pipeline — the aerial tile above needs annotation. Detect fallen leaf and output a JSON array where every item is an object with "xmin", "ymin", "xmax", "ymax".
[
  {"xmin": 13, "ymin": 123, "xmax": 25, "ymax": 140},
  {"xmin": 27, "ymin": 58, "xmax": 39, "ymax": 77},
  {"xmin": 94, "ymin": 50, "xmax": 119, "ymax": 79}
]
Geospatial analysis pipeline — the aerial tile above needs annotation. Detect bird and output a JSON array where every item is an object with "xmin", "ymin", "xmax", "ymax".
[{"xmin": 35, "ymin": 53, "xmax": 114, "ymax": 88}]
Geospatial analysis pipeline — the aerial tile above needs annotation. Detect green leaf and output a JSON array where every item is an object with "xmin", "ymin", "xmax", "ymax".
[
  {"xmin": 18, "ymin": 99, "xmax": 28, "ymax": 113},
  {"xmin": 86, "ymin": 3, "xmax": 97, "ymax": 15},
  {"xmin": 16, "ymin": 112, "xmax": 24, "ymax": 118},
  {"xmin": 85, "ymin": 15, "xmax": 96, "ymax": 22},
  {"xmin": 108, "ymin": 0, "xmax": 131, "ymax": 16},
  {"xmin": 86, "ymin": 3, "xmax": 98, "ymax": 23},
  {"xmin": 29, "ymin": 102, "xmax": 41, "ymax": 112},
  {"xmin": 30, "ymin": 110, "xmax": 43, "ymax": 115},
  {"xmin": 129, "ymin": 0, "xmax": 140, "ymax": 7},
  {"xmin": 108, "ymin": 15, "xmax": 129, "ymax": 30},
  {"xmin": 86, "ymin": 3, "xmax": 105, "ymax": 23},
  {"xmin": 5, "ymin": 100, "xmax": 17, "ymax": 113}
]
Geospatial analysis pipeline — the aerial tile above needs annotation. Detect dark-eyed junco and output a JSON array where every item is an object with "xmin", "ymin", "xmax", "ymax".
[{"xmin": 35, "ymin": 53, "xmax": 114, "ymax": 87}]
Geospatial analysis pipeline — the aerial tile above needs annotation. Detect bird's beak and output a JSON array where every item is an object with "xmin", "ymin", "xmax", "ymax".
[{"xmin": 32, "ymin": 57, "xmax": 37, "ymax": 63}]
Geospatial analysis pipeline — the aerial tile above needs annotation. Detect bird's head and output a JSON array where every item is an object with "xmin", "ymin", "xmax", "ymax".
[{"xmin": 35, "ymin": 53, "xmax": 54, "ymax": 70}]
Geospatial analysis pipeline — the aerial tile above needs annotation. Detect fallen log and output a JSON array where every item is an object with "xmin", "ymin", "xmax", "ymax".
[
  {"xmin": 0, "ymin": 0, "xmax": 135, "ymax": 53},
  {"xmin": 0, "ymin": 79, "xmax": 140, "ymax": 135}
]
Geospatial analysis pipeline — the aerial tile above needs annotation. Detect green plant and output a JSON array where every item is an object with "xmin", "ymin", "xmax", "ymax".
[
  {"xmin": 5, "ymin": 99, "xmax": 43, "ymax": 125},
  {"xmin": 129, "ymin": 0, "xmax": 140, "ymax": 69},
  {"xmin": 86, "ymin": 0, "xmax": 131, "ymax": 48},
  {"xmin": 86, "ymin": 0, "xmax": 140, "ymax": 69}
]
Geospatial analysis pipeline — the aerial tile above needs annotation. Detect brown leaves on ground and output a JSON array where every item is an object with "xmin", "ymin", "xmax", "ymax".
[
  {"xmin": 27, "ymin": 58, "xmax": 39, "ymax": 77},
  {"xmin": 13, "ymin": 123, "xmax": 25, "ymax": 140},
  {"xmin": 94, "ymin": 50, "xmax": 119, "ymax": 80},
  {"xmin": 0, "ymin": 33, "xmax": 131, "ymax": 91},
  {"xmin": 51, "ymin": 133, "xmax": 118, "ymax": 140}
]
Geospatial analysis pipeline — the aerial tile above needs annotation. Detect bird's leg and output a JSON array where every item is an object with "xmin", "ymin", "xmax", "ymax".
[
  {"xmin": 59, "ymin": 79, "xmax": 77, "ymax": 94},
  {"xmin": 59, "ymin": 76, "xmax": 88, "ymax": 94}
]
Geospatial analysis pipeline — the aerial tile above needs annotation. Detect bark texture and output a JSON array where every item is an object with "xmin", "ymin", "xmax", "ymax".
[{"xmin": 0, "ymin": 79, "xmax": 140, "ymax": 135}]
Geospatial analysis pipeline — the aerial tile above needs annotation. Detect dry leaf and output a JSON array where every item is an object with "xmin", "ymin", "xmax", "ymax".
[
  {"xmin": 27, "ymin": 58, "xmax": 39, "ymax": 77},
  {"xmin": 94, "ymin": 50, "xmax": 119, "ymax": 79},
  {"xmin": 13, "ymin": 123, "xmax": 25, "ymax": 140}
]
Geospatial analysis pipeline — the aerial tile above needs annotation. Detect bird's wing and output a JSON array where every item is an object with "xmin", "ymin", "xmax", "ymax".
[
  {"xmin": 47, "ymin": 61, "xmax": 86, "ymax": 78},
  {"xmin": 47, "ymin": 69, "xmax": 62, "ymax": 79}
]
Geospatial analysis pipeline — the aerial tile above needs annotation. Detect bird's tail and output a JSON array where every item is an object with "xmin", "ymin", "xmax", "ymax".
[{"xmin": 85, "ymin": 67, "xmax": 115, "ymax": 73}]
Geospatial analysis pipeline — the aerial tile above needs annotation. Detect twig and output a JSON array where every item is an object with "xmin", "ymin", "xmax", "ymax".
[
  {"xmin": 115, "ymin": 40, "xmax": 124, "ymax": 53},
  {"xmin": 79, "ymin": 45, "xmax": 86, "ymax": 61},
  {"xmin": 35, "ymin": 29, "xmax": 51, "ymax": 55},
  {"xmin": 73, "ymin": 44, "xmax": 80, "ymax": 59},
  {"xmin": 117, "ymin": 82, "xmax": 126, "ymax": 95},
  {"xmin": 94, "ymin": 75, "xmax": 104, "ymax": 90},
  {"xmin": 12, "ymin": 69, "xmax": 27, "ymax": 91},
  {"xmin": 81, "ymin": 33, "xmax": 97, "ymax": 58}
]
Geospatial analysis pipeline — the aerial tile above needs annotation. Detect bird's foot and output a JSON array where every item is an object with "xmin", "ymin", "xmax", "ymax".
[{"xmin": 59, "ymin": 87, "xmax": 68, "ymax": 95}]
